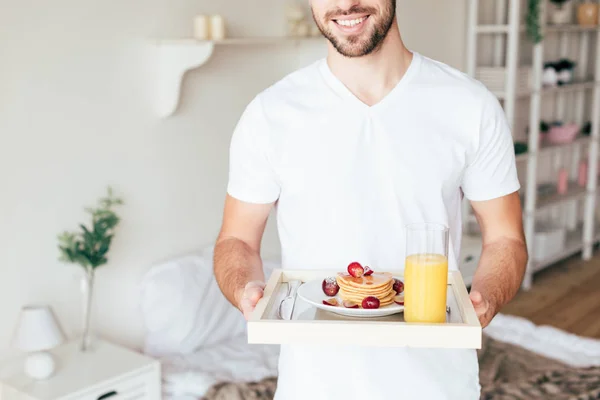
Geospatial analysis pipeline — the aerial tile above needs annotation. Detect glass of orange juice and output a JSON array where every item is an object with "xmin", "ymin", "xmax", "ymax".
[{"xmin": 403, "ymin": 223, "xmax": 449, "ymax": 324}]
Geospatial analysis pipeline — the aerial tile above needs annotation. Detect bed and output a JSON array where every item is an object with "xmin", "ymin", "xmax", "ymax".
[{"xmin": 138, "ymin": 248, "xmax": 600, "ymax": 400}]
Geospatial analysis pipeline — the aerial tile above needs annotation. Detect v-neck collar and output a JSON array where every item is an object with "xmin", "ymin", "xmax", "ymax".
[{"xmin": 319, "ymin": 51, "xmax": 422, "ymax": 112}]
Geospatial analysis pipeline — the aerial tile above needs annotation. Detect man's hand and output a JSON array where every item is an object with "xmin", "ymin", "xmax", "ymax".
[
  {"xmin": 213, "ymin": 196, "xmax": 273, "ymax": 319},
  {"xmin": 237, "ymin": 280, "xmax": 266, "ymax": 320},
  {"xmin": 468, "ymin": 192, "xmax": 528, "ymax": 329},
  {"xmin": 469, "ymin": 289, "xmax": 495, "ymax": 328}
]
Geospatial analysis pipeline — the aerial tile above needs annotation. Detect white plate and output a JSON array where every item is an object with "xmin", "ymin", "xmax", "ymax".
[{"xmin": 297, "ymin": 278, "xmax": 404, "ymax": 318}]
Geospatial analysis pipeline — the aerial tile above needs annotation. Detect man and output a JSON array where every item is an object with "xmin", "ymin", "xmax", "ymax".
[{"xmin": 214, "ymin": 0, "xmax": 528, "ymax": 398}]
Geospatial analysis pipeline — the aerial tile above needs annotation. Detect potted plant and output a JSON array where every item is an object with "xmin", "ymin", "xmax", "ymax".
[
  {"xmin": 57, "ymin": 187, "xmax": 123, "ymax": 351},
  {"xmin": 577, "ymin": 0, "xmax": 599, "ymax": 26},
  {"xmin": 548, "ymin": 0, "xmax": 574, "ymax": 25}
]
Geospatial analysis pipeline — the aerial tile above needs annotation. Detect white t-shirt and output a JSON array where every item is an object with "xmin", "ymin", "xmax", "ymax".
[{"xmin": 227, "ymin": 52, "xmax": 520, "ymax": 400}]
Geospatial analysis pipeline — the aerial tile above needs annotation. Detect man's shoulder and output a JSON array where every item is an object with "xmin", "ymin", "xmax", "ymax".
[
  {"xmin": 254, "ymin": 59, "xmax": 326, "ymax": 108},
  {"xmin": 414, "ymin": 53, "xmax": 494, "ymax": 103}
]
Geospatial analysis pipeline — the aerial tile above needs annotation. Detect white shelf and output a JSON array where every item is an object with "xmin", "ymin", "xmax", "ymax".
[
  {"xmin": 466, "ymin": 0, "xmax": 600, "ymax": 290},
  {"xmin": 515, "ymin": 136, "xmax": 591, "ymax": 163},
  {"xmin": 518, "ymin": 24, "xmax": 600, "ymax": 33},
  {"xmin": 533, "ymin": 221, "xmax": 600, "ymax": 271},
  {"xmin": 539, "ymin": 136, "xmax": 592, "ymax": 155},
  {"xmin": 494, "ymin": 80, "xmax": 598, "ymax": 100},
  {"xmin": 151, "ymin": 37, "xmax": 324, "ymax": 118},
  {"xmin": 533, "ymin": 226, "xmax": 584, "ymax": 271},
  {"xmin": 536, "ymin": 182, "xmax": 587, "ymax": 211},
  {"xmin": 546, "ymin": 24, "xmax": 600, "ymax": 33},
  {"xmin": 540, "ymin": 80, "xmax": 597, "ymax": 95}
]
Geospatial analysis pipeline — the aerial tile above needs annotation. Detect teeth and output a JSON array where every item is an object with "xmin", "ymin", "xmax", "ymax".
[{"xmin": 337, "ymin": 17, "xmax": 366, "ymax": 27}]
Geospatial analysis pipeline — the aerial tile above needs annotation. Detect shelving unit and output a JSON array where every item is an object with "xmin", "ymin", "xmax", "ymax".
[
  {"xmin": 464, "ymin": 0, "xmax": 600, "ymax": 290},
  {"xmin": 150, "ymin": 37, "xmax": 324, "ymax": 118}
]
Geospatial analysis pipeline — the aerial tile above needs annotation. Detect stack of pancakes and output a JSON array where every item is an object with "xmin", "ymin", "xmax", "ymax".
[{"xmin": 335, "ymin": 272, "xmax": 396, "ymax": 307}]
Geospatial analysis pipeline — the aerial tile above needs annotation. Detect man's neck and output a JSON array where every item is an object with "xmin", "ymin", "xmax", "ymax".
[{"xmin": 326, "ymin": 22, "xmax": 413, "ymax": 107}]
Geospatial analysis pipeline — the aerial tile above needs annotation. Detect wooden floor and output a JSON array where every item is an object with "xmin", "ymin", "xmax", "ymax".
[{"xmin": 500, "ymin": 247, "xmax": 600, "ymax": 339}]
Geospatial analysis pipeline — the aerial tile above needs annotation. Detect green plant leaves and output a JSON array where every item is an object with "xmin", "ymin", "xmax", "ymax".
[
  {"xmin": 57, "ymin": 187, "xmax": 123, "ymax": 270},
  {"xmin": 526, "ymin": 0, "xmax": 543, "ymax": 44}
]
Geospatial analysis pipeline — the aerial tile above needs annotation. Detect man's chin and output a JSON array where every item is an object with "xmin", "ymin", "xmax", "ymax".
[{"xmin": 330, "ymin": 39, "xmax": 373, "ymax": 58}]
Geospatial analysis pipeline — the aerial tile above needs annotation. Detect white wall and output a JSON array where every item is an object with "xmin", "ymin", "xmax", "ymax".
[{"xmin": 0, "ymin": 0, "xmax": 467, "ymax": 359}]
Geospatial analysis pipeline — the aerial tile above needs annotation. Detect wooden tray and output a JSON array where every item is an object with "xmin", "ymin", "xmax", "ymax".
[{"xmin": 248, "ymin": 269, "xmax": 482, "ymax": 349}]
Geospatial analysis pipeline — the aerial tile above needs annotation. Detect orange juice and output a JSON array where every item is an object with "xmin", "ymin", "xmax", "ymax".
[{"xmin": 403, "ymin": 253, "xmax": 448, "ymax": 323}]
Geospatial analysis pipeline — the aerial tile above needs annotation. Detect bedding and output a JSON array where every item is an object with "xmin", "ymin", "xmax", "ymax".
[
  {"xmin": 198, "ymin": 330, "xmax": 600, "ymax": 400},
  {"xmin": 158, "ymin": 334, "xmax": 279, "ymax": 399},
  {"xmin": 139, "ymin": 246, "xmax": 278, "ymax": 357},
  {"xmin": 153, "ymin": 313, "xmax": 600, "ymax": 399}
]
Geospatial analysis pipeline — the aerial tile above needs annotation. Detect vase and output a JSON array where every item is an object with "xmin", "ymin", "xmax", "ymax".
[
  {"xmin": 577, "ymin": 2, "xmax": 599, "ymax": 26},
  {"xmin": 80, "ymin": 265, "xmax": 95, "ymax": 352},
  {"xmin": 548, "ymin": 1, "xmax": 574, "ymax": 25}
]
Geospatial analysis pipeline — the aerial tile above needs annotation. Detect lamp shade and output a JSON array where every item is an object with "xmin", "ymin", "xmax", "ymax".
[{"xmin": 12, "ymin": 305, "xmax": 65, "ymax": 352}]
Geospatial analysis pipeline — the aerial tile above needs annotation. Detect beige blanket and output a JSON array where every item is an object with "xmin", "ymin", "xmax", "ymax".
[{"xmin": 203, "ymin": 335, "xmax": 600, "ymax": 400}]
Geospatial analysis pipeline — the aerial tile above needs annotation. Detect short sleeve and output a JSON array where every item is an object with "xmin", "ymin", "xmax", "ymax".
[
  {"xmin": 226, "ymin": 96, "xmax": 281, "ymax": 204},
  {"xmin": 461, "ymin": 90, "xmax": 521, "ymax": 201}
]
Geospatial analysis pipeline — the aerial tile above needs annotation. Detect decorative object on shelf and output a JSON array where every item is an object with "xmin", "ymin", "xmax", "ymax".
[
  {"xmin": 57, "ymin": 187, "xmax": 123, "ymax": 352},
  {"xmin": 547, "ymin": 122, "xmax": 580, "ymax": 144},
  {"xmin": 12, "ymin": 305, "xmax": 65, "ymax": 380},
  {"xmin": 533, "ymin": 223, "xmax": 567, "ymax": 262},
  {"xmin": 192, "ymin": 14, "xmax": 227, "ymax": 41},
  {"xmin": 577, "ymin": 0, "xmax": 599, "ymax": 26},
  {"xmin": 542, "ymin": 59, "xmax": 577, "ymax": 86},
  {"xmin": 557, "ymin": 167, "xmax": 569, "ymax": 194},
  {"xmin": 548, "ymin": 0, "xmax": 574, "ymax": 25},
  {"xmin": 526, "ymin": 121, "xmax": 549, "ymax": 145},
  {"xmin": 582, "ymin": 121, "xmax": 592, "ymax": 136},
  {"xmin": 579, "ymin": 159, "xmax": 588, "ymax": 187},
  {"xmin": 296, "ymin": 21, "xmax": 310, "ymax": 37},
  {"xmin": 193, "ymin": 15, "xmax": 210, "ymax": 40},
  {"xmin": 286, "ymin": 2, "xmax": 311, "ymax": 37},
  {"xmin": 209, "ymin": 15, "xmax": 226, "ymax": 40},
  {"xmin": 555, "ymin": 58, "xmax": 577, "ymax": 85},
  {"xmin": 514, "ymin": 142, "xmax": 529, "ymax": 156},
  {"xmin": 543, "ymin": 62, "xmax": 560, "ymax": 86},
  {"xmin": 553, "ymin": 150, "xmax": 569, "ymax": 195},
  {"xmin": 526, "ymin": 0, "xmax": 543, "ymax": 43}
]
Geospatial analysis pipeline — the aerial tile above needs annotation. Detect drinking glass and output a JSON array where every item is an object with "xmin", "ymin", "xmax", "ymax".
[{"xmin": 403, "ymin": 223, "xmax": 449, "ymax": 323}]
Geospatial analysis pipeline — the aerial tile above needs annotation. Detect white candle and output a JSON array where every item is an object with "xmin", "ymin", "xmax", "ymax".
[
  {"xmin": 210, "ymin": 15, "xmax": 226, "ymax": 40},
  {"xmin": 193, "ymin": 15, "xmax": 209, "ymax": 40}
]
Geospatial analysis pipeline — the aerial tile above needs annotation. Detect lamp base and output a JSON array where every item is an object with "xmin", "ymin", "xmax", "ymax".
[{"xmin": 24, "ymin": 351, "xmax": 56, "ymax": 380}]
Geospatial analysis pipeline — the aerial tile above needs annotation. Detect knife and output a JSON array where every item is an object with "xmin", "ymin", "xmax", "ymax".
[{"xmin": 278, "ymin": 280, "xmax": 302, "ymax": 320}]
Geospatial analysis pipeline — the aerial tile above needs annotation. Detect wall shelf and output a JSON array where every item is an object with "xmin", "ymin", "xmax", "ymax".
[{"xmin": 151, "ymin": 37, "xmax": 324, "ymax": 118}]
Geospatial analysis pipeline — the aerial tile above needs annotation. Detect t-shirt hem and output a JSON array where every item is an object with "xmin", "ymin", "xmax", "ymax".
[{"xmin": 463, "ymin": 181, "xmax": 521, "ymax": 202}]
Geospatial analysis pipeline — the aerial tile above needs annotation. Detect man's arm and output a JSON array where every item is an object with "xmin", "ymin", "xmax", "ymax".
[
  {"xmin": 468, "ymin": 191, "xmax": 528, "ymax": 328},
  {"xmin": 213, "ymin": 194, "xmax": 274, "ymax": 320}
]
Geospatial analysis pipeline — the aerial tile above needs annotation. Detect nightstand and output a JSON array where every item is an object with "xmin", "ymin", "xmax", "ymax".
[{"xmin": 0, "ymin": 339, "xmax": 161, "ymax": 400}]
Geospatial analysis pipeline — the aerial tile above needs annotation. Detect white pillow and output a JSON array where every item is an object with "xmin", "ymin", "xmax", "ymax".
[{"xmin": 139, "ymin": 246, "xmax": 279, "ymax": 357}]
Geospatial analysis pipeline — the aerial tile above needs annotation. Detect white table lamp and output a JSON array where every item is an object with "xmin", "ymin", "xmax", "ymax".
[{"xmin": 12, "ymin": 305, "xmax": 65, "ymax": 380}]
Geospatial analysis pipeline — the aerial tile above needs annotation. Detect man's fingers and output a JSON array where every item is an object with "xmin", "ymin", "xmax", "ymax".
[
  {"xmin": 246, "ymin": 286, "xmax": 264, "ymax": 303},
  {"xmin": 240, "ymin": 297, "xmax": 254, "ymax": 311},
  {"xmin": 470, "ymin": 290, "xmax": 483, "ymax": 304},
  {"xmin": 470, "ymin": 290, "xmax": 489, "ymax": 316}
]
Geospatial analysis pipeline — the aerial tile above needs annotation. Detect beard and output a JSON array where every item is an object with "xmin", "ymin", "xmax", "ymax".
[{"xmin": 312, "ymin": 1, "xmax": 396, "ymax": 58}]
